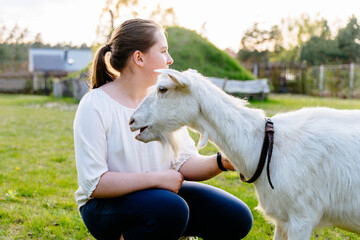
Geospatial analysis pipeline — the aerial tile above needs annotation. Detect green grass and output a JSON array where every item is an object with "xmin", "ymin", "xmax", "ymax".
[
  {"xmin": 0, "ymin": 93, "xmax": 359, "ymax": 239},
  {"xmin": 0, "ymin": 94, "xmax": 89, "ymax": 239}
]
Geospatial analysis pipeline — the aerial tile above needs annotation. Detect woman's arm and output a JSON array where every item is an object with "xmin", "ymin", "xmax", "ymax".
[
  {"xmin": 179, "ymin": 154, "xmax": 235, "ymax": 181},
  {"xmin": 91, "ymin": 169, "xmax": 184, "ymax": 198}
]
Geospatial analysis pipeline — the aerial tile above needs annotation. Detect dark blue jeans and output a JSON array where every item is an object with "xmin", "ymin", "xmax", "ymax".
[{"xmin": 80, "ymin": 181, "xmax": 253, "ymax": 240}]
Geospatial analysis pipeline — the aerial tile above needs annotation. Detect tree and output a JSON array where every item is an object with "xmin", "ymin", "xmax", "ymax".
[
  {"xmin": 0, "ymin": 25, "xmax": 6, "ymax": 43},
  {"xmin": 237, "ymin": 14, "xmax": 343, "ymax": 65},
  {"xmin": 97, "ymin": 0, "xmax": 139, "ymax": 42},
  {"xmin": 237, "ymin": 49, "xmax": 269, "ymax": 64},
  {"xmin": 237, "ymin": 23, "xmax": 282, "ymax": 64},
  {"xmin": 96, "ymin": 0, "xmax": 177, "ymax": 44},
  {"xmin": 301, "ymin": 16, "xmax": 360, "ymax": 65},
  {"xmin": 149, "ymin": 3, "xmax": 176, "ymax": 27},
  {"xmin": 239, "ymin": 22, "xmax": 282, "ymax": 52},
  {"xmin": 300, "ymin": 36, "xmax": 339, "ymax": 65},
  {"xmin": 297, "ymin": 19, "xmax": 337, "ymax": 65},
  {"xmin": 31, "ymin": 33, "xmax": 45, "ymax": 48},
  {"xmin": 335, "ymin": 16, "xmax": 360, "ymax": 63}
]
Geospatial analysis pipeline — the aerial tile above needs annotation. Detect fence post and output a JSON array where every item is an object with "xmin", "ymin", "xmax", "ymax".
[
  {"xmin": 319, "ymin": 65, "xmax": 324, "ymax": 97},
  {"xmin": 300, "ymin": 62, "xmax": 306, "ymax": 94},
  {"xmin": 222, "ymin": 77, "xmax": 228, "ymax": 90},
  {"xmin": 350, "ymin": 62, "xmax": 354, "ymax": 98},
  {"xmin": 33, "ymin": 73, "xmax": 38, "ymax": 92},
  {"xmin": 253, "ymin": 63, "xmax": 258, "ymax": 78}
]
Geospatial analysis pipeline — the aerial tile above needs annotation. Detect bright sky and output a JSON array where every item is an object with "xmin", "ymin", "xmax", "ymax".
[{"xmin": 0, "ymin": 0, "xmax": 359, "ymax": 51}]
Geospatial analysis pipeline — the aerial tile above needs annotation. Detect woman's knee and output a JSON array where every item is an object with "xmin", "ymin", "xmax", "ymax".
[
  {"xmin": 179, "ymin": 181, "xmax": 253, "ymax": 239},
  {"xmin": 80, "ymin": 189, "xmax": 190, "ymax": 240},
  {"xmin": 231, "ymin": 203, "xmax": 253, "ymax": 238},
  {"xmin": 220, "ymin": 197, "xmax": 253, "ymax": 239},
  {"xmin": 147, "ymin": 189, "xmax": 190, "ymax": 233},
  {"xmin": 125, "ymin": 189, "xmax": 190, "ymax": 240},
  {"xmin": 213, "ymin": 193, "xmax": 253, "ymax": 239}
]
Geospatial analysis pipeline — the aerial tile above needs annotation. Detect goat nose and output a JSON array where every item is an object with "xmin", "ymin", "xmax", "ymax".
[{"xmin": 129, "ymin": 117, "xmax": 135, "ymax": 126}]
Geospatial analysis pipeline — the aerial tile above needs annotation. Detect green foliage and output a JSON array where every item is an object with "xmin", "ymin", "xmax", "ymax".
[
  {"xmin": 270, "ymin": 46, "xmax": 300, "ymax": 63},
  {"xmin": 1, "ymin": 93, "xmax": 360, "ymax": 239},
  {"xmin": 239, "ymin": 14, "xmax": 360, "ymax": 66},
  {"xmin": 300, "ymin": 36, "xmax": 340, "ymax": 65},
  {"xmin": 300, "ymin": 16, "xmax": 360, "ymax": 65},
  {"xmin": 167, "ymin": 26, "xmax": 254, "ymax": 80},
  {"xmin": 335, "ymin": 16, "xmax": 360, "ymax": 63},
  {"xmin": 0, "ymin": 42, "xmax": 28, "ymax": 72},
  {"xmin": 238, "ymin": 49, "xmax": 269, "ymax": 64}
]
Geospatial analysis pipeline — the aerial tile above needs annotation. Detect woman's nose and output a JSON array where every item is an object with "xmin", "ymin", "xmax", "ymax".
[{"xmin": 167, "ymin": 54, "xmax": 174, "ymax": 65}]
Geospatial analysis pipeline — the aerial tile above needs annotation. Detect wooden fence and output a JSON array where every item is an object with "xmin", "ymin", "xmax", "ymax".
[
  {"xmin": 53, "ymin": 78, "xmax": 89, "ymax": 100},
  {"xmin": 0, "ymin": 72, "xmax": 32, "ymax": 93}
]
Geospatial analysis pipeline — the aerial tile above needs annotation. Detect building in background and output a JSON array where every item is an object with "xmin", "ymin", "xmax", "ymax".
[{"xmin": 28, "ymin": 48, "xmax": 92, "ymax": 93}]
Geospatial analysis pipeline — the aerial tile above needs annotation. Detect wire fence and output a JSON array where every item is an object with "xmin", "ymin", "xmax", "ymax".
[
  {"xmin": 306, "ymin": 63, "xmax": 360, "ymax": 98},
  {"xmin": 251, "ymin": 63, "xmax": 360, "ymax": 98}
]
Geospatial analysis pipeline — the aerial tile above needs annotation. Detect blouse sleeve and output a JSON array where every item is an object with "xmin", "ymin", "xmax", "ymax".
[
  {"xmin": 172, "ymin": 127, "xmax": 200, "ymax": 171},
  {"xmin": 73, "ymin": 93, "xmax": 109, "ymax": 199}
]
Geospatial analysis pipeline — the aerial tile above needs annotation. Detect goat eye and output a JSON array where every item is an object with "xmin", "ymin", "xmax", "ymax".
[{"xmin": 158, "ymin": 86, "xmax": 168, "ymax": 94}]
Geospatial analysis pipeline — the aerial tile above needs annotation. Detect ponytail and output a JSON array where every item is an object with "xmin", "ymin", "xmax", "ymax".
[{"xmin": 90, "ymin": 44, "xmax": 117, "ymax": 89}]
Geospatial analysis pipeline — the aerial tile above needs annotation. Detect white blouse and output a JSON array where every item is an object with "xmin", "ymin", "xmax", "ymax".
[{"xmin": 73, "ymin": 89, "xmax": 199, "ymax": 208}]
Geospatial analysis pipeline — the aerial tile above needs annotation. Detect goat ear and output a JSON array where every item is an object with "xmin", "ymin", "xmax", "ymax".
[{"xmin": 155, "ymin": 69, "xmax": 189, "ymax": 87}]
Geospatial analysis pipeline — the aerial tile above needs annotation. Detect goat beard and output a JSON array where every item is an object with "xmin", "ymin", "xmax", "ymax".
[
  {"xmin": 159, "ymin": 132, "xmax": 179, "ymax": 165},
  {"xmin": 158, "ymin": 128, "xmax": 210, "ymax": 166}
]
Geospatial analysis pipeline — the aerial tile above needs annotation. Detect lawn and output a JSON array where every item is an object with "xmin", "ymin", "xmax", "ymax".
[{"xmin": 0, "ymin": 93, "xmax": 359, "ymax": 239}]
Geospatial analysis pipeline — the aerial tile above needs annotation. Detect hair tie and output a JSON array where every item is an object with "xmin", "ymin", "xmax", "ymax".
[{"xmin": 105, "ymin": 44, "xmax": 111, "ymax": 52}]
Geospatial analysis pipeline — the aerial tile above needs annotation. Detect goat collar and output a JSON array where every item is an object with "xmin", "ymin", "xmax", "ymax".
[{"xmin": 240, "ymin": 118, "xmax": 275, "ymax": 189}]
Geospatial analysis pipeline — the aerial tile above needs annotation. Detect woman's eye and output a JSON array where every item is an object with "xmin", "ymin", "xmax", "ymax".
[{"xmin": 158, "ymin": 86, "xmax": 168, "ymax": 94}]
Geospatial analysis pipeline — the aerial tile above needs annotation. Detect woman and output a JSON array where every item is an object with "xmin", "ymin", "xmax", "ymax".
[{"xmin": 74, "ymin": 18, "xmax": 253, "ymax": 240}]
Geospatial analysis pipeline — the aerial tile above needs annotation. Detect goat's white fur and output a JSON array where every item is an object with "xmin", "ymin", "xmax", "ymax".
[{"xmin": 130, "ymin": 69, "xmax": 360, "ymax": 239}]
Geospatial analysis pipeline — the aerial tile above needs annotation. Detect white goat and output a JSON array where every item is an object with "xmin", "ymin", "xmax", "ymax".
[{"xmin": 129, "ymin": 69, "xmax": 360, "ymax": 240}]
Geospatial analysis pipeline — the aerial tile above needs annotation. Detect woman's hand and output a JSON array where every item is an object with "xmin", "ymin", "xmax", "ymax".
[
  {"xmin": 154, "ymin": 169, "xmax": 184, "ymax": 193},
  {"xmin": 222, "ymin": 157, "xmax": 236, "ymax": 171}
]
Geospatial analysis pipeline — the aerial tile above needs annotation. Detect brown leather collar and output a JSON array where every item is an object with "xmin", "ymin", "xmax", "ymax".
[{"xmin": 240, "ymin": 118, "xmax": 275, "ymax": 189}]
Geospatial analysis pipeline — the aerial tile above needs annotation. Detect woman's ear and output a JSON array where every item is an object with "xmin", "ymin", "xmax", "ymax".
[{"xmin": 133, "ymin": 50, "xmax": 144, "ymax": 67}]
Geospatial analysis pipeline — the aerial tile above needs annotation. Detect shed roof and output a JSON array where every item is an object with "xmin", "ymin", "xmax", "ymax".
[
  {"xmin": 28, "ymin": 48, "xmax": 92, "ymax": 73},
  {"xmin": 33, "ymin": 55, "xmax": 64, "ymax": 72}
]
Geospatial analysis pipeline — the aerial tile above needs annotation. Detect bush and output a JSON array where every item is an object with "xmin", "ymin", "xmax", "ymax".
[{"xmin": 166, "ymin": 26, "xmax": 254, "ymax": 80}]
